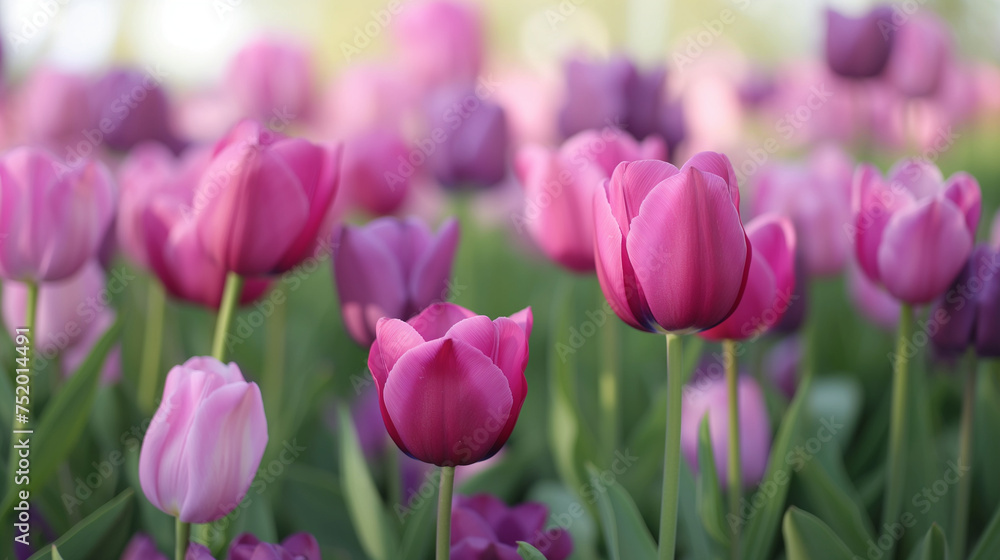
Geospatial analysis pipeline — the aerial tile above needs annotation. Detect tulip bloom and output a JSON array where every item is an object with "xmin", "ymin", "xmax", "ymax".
[
  {"xmin": 139, "ymin": 357, "xmax": 267, "ymax": 523},
  {"xmin": 196, "ymin": 119, "xmax": 342, "ymax": 276},
  {"xmin": 824, "ymin": 6, "xmax": 895, "ymax": 79},
  {"xmin": 368, "ymin": 302, "xmax": 531, "ymax": 466},
  {"xmin": 451, "ymin": 494, "xmax": 573, "ymax": 560},
  {"xmin": 930, "ymin": 245, "xmax": 1000, "ymax": 358},
  {"xmin": 699, "ymin": 214, "xmax": 796, "ymax": 341},
  {"xmin": 885, "ymin": 13, "xmax": 952, "ymax": 98},
  {"xmin": 0, "ymin": 147, "xmax": 115, "ymax": 283},
  {"xmin": 516, "ymin": 128, "xmax": 665, "ymax": 272},
  {"xmin": 392, "ymin": 0, "xmax": 483, "ymax": 90},
  {"xmin": 593, "ymin": 152, "xmax": 751, "ymax": 332},
  {"xmin": 17, "ymin": 67, "xmax": 95, "ymax": 149},
  {"xmin": 228, "ymin": 533, "xmax": 321, "ymax": 560},
  {"xmin": 852, "ymin": 159, "xmax": 980, "ymax": 304},
  {"xmin": 334, "ymin": 217, "xmax": 459, "ymax": 346},
  {"xmin": 224, "ymin": 37, "xmax": 314, "ymax": 122},
  {"xmin": 340, "ymin": 128, "xmax": 411, "ymax": 216},
  {"xmin": 91, "ymin": 68, "xmax": 184, "ymax": 153},
  {"xmin": 681, "ymin": 374, "xmax": 771, "ymax": 489},
  {"xmin": 120, "ymin": 534, "xmax": 167, "ymax": 560},
  {"xmin": 427, "ymin": 87, "xmax": 510, "ymax": 189}
]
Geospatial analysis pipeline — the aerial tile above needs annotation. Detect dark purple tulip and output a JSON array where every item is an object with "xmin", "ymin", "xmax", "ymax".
[
  {"xmin": 451, "ymin": 494, "xmax": 573, "ymax": 560},
  {"xmin": 930, "ymin": 245, "xmax": 1000, "ymax": 358},
  {"xmin": 765, "ymin": 337, "xmax": 800, "ymax": 399},
  {"xmin": 227, "ymin": 533, "xmax": 321, "ymax": 560},
  {"xmin": 427, "ymin": 87, "xmax": 510, "ymax": 189},
  {"xmin": 91, "ymin": 68, "xmax": 184, "ymax": 153},
  {"xmin": 824, "ymin": 6, "xmax": 895, "ymax": 79}
]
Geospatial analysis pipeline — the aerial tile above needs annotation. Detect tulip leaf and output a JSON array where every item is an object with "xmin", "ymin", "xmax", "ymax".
[
  {"xmin": 585, "ymin": 464, "xmax": 657, "ymax": 560},
  {"xmin": 740, "ymin": 370, "xmax": 814, "ymax": 560},
  {"xmin": 969, "ymin": 500, "xmax": 1000, "ymax": 560},
  {"xmin": 517, "ymin": 541, "xmax": 548, "ymax": 560},
  {"xmin": 2, "ymin": 320, "xmax": 121, "ymax": 515},
  {"xmin": 27, "ymin": 488, "xmax": 133, "ymax": 560},
  {"xmin": 782, "ymin": 507, "xmax": 855, "ymax": 560},
  {"xmin": 50, "ymin": 546, "xmax": 63, "ymax": 560},
  {"xmin": 678, "ymin": 462, "xmax": 715, "ymax": 560},
  {"xmin": 906, "ymin": 524, "xmax": 948, "ymax": 560},
  {"xmin": 280, "ymin": 465, "xmax": 367, "ymax": 558},
  {"xmin": 337, "ymin": 406, "xmax": 398, "ymax": 560},
  {"xmin": 549, "ymin": 279, "xmax": 584, "ymax": 493},
  {"xmin": 696, "ymin": 415, "xmax": 730, "ymax": 546}
]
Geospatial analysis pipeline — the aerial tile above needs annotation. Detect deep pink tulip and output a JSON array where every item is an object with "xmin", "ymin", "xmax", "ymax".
[
  {"xmin": 340, "ymin": 128, "xmax": 411, "ymax": 216},
  {"xmin": 852, "ymin": 159, "xmax": 980, "ymax": 304},
  {"xmin": 368, "ymin": 302, "xmax": 531, "ymax": 466},
  {"xmin": 120, "ymin": 533, "xmax": 167, "ymax": 560},
  {"xmin": 824, "ymin": 6, "xmax": 895, "ymax": 79},
  {"xmin": 139, "ymin": 357, "xmax": 267, "ymax": 523},
  {"xmin": 515, "ymin": 128, "xmax": 665, "ymax": 273},
  {"xmin": 334, "ymin": 217, "xmax": 459, "ymax": 346},
  {"xmin": 886, "ymin": 13, "xmax": 952, "ymax": 98},
  {"xmin": 0, "ymin": 147, "xmax": 115, "ymax": 282},
  {"xmin": 451, "ymin": 494, "xmax": 573, "ymax": 560},
  {"xmin": 593, "ymin": 152, "xmax": 751, "ymax": 332},
  {"xmin": 681, "ymin": 374, "xmax": 771, "ymax": 489},
  {"xmin": 16, "ymin": 67, "xmax": 95, "ymax": 150},
  {"xmin": 753, "ymin": 145, "xmax": 854, "ymax": 276},
  {"xmin": 224, "ymin": 37, "xmax": 314, "ymax": 122},
  {"xmin": 700, "ymin": 214, "xmax": 796, "ymax": 341},
  {"xmin": 228, "ymin": 532, "xmax": 321, "ymax": 560},
  {"xmin": 392, "ymin": 0, "xmax": 483, "ymax": 90},
  {"xmin": 195, "ymin": 120, "xmax": 342, "ymax": 276}
]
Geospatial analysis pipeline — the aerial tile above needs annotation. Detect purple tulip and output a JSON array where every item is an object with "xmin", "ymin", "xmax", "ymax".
[
  {"xmin": 368, "ymin": 302, "xmax": 531, "ymax": 466},
  {"xmin": 340, "ymin": 128, "xmax": 411, "ymax": 216},
  {"xmin": 681, "ymin": 374, "xmax": 771, "ymax": 489},
  {"xmin": 824, "ymin": 6, "xmax": 895, "ymax": 79},
  {"xmin": 334, "ymin": 217, "xmax": 459, "ymax": 346},
  {"xmin": 451, "ymin": 494, "xmax": 573, "ymax": 560},
  {"xmin": 392, "ymin": 0, "xmax": 483, "ymax": 91},
  {"xmin": 515, "ymin": 128, "xmax": 665, "ymax": 273},
  {"xmin": 886, "ymin": 13, "xmax": 952, "ymax": 98},
  {"xmin": 16, "ymin": 67, "xmax": 95, "ymax": 150},
  {"xmin": 227, "ymin": 532, "xmax": 321, "ymax": 560},
  {"xmin": 195, "ymin": 119, "xmax": 342, "ymax": 276},
  {"xmin": 700, "ymin": 214, "xmax": 796, "ymax": 341},
  {"xmin": 852, "ymin": 158, "xmax": 980, "ymax": 304},
  {"xmin": 0, "ymin": 147, "xmax": 115, "ymax": 282},
  {"xmin": 224, "ymin": 36, "xmax": 314, "ymax": 122},
  {"xmin": 930, "ymin": 245, "xmax": 1000, "ymax": 358},
  {"xmin": 593, "ymin": 152, "xmax": 751, "ymax": 332},
  {"xmin": 765, "ymin": 337, "xmax": 800, "ymax": 399},
  {"xmin": 120, "ymin": 533, "xmax": 167, "ymax": 560},
  {"xmin": 185, "ymin": 544, "xmax": 214, "ymax": 560},
  {"xmin": 992, "ymin": 209, "xmax": 1000, "ymax": 247},
  {"xmin": 91, "ymin": 68, "xmax": 184, "ymax": 153},
  {"xmin": 139, "ymin": 357, "xmax": 267, "ymax": 523},
  {"xmin": 427, "ymin": 87, "xmax": 510, "ymax": 189}
]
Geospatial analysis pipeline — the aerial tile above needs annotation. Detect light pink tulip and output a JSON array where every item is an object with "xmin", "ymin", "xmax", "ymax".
[
  {"xmin": 392, "ymin": 0, "xmax": 483, "ymax": 91},
  {"xmin": 16, "ymin": 67, "xmax": 95, "ymax": 150},
  {"xmin": 223, "ymin": 36, "xmax": 314, "ymax": 122},
  {"xmin": 886, "ymin": 13, "xmax": 952, "ymax": 98}
]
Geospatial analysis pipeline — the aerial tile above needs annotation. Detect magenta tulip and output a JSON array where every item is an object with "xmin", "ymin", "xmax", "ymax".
[
  {"xmin": 340, "ymin": 128, "xmax": 411, "ymax": 216},
  {"xmin": 885, "ymin": 13, "xmax": 952, "ymax": 98},
  {"xmin": 120, "ymin": 533, "xmax": 167, "ymax": 560},
  {"xmin": 0, "ymin": 147, "xmax": 115, "ymax": 282},
  {"xmin": 515, "ymin": 128, "xmax": 665, "ymax": 272},
  {"xmin": 334, "ymin": 217, "xmax": 459, "ymax": 346},
  {"xmin": 824, "ymin": 6, "xmax": 895, "ymax": 79},
  {"xmin": 852, "ymin": 159, "xmax": 980, "ymax": 304},
  {"xmin": 227, "ymin": 533, "xmax": 321, "ymax": 560},
  {"xmin": 139, "ymin": 357, "xmax": 267, "ymax": 523},
  {"xmin": 224, "ymin": 36, "xmax": 314, "ymax": 122},
  {"xmin": 368, "ymin": 302, "xmax": 531, "ymax": 466},
  {"xmin": 195, "ymin": 119, "xmax": 341, "ymax": 276},
  {"xmin": 593, "ymin": 152, "xmax": 751, "ymax": 332},
  {"xmin": 451, "ymin": 494, "xmax": 573, "ymax": 560},
  {"xmin": 392, "ymin": 0, "xmax": 483, "ymax": 90},
  {"xmin": 700, "ymin": 214, "xmax": 796, "ymax": 341},
  {"xmin": 681, "ymin": 374, "xmax": 771, "ymax": 489}
]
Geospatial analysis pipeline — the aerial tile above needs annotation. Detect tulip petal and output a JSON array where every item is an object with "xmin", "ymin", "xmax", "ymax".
[
  {"xmin": 943, "ymin": 172, "xmax": 981, "ymax": 236},
  {"xmin": 451, "ymin": 507, "xmax": 499, "ymax": 543},
  {"xmin": 335, "ymin": 225, "xmax": 408, "ymax": 345},
  {"xmin": 931, "ymin": 249, "xmax": 978, "ymax": 356},
  {"xmin": 606, "ymin": 159, "xmax": 679, "ymax": 234},
  {"xmin": 594, "ymin": 182, "xmax": 653, "ymax": 331},
  {"xmin": 975, "ymin": 247, "xmax": 1000, "ymax": 357},
  {"xmin": 852, "ymin": 164, "xmax": 913, "ymax": 282},
  {"xmin": 407, "ymin": 302, "xmax": 478, "ymax": 340},
  {"xmin": 681, "ymin": 151, "xmax": 740, "ymax": 208},
  {"xmin": 409, "ymin": 218, "xmax": 460, "ymax": 314},
  {"xmin": 887, "ymin": 158, "xmax": 944, "ymax": 199}
]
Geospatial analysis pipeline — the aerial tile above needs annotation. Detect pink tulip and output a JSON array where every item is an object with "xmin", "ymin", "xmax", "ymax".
[
  {"xmin": 16, "ymin": 67, "xmax": 95, "ymax": 150},
  {"xmin": 852, "ymin": 159, "xmax": 980, "ymax": 304},
  {"xmin": 195, "ymin": 120, "xmax": 342, "ymax": 276},
  {"xmin": 392, "ymin": 0, "xmax": 483, "ymax": 91},
  {"xmin": 593, "ymin": 152, "xmax": 751, "ymax": 332},
  {"xmin": 515, "ymin": 128, "xmax": 665, "ymax": 273},
  {"xmin": 0, "ymin": 147, "xmax": 115, "ymax": 282},
  {"xmin": 368, "ymin": 302, "xmax": 531, "ymax": 466},
  {"xmin": 885, "ymin": 13, "xmax": 952, "ymax": 98},
  {"xmin": 340, "ymin": 128, "xmax": 411, "ymax": 216},
  {"xmin": 224, "ymin": 36, "xmax": 314, "ymax": 122},
  {"xmin": 139, "ymin": 357, "xmax": 267, "ymax": 523},
  {"xmin": 334, "ymin": 217, "xmax": 459, "ymax": 346},
  {"xmin": 700, "ymin": 214, "xmax": 796, "ymax": 341}
]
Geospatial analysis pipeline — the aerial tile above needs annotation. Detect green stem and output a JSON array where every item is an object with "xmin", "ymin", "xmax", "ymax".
[
  {"xmin": 599, "ymin": 290, "xmax": 620, "ymax": 461},
  {"xmin": 175, "ymin": 519, "xmax": 190, "ymax": 560},
  {"xmin": 211, "ymin": 272, "xmax": 244, "ymax": 362},
  {"xmin": 724, "ymin": 339, "xmax": 741, "ymax": 560},
  {"xmin": 263, "ymin": 294, "xmax": 286, "ymax": 432},
  {"xmin": 881, "ymin": 304, "xmax": 913, "ymax": 553},
  {"xmin": 388, "ymin": 449, "xmax": 403, "ymax": 511},
  {"xmin": 951, "ymin": 352, "xmax": 976, "ymax": 560},
  {"xmin": 138, "ymin": 281, "xmax": 166, "ymax": 413},
  {"xmin": 436, "ymin": 465, "xmax": 456, "ymax": 560},
  {"xmin": 658, "ymin": 333, "xmax": 683, "ymax": 560}
]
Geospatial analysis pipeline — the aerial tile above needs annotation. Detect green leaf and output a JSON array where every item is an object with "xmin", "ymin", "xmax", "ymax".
[
  {"xmin": 794, "ymin": 447, "xmax": 875, "ymax": 556},
  {"xmin": 696, "ymin": 416, "xmax": 729, "ymax": 546},
  {"xmin": 585, "ymin": 465, "xmax": 657, "ymax": 560},
  {"xmin": 50, "ymin": 546, "xmax": 63, "ymax": 560},
  {"xmin": 782, "ymin": 507, "xmax": 855, "ymax": 560},
  {"xmin": 2, "ymin": 321, "xmax": 121, "ymax": 514},
  {"xmin": 27, "ymin": 488, "xmax": 133, "ymax": 560},
  {"xmin": 337, "ymin": 406, "xmax": 397, "ymax": 560},
  {"xmin": 906, "ymin": 524, "xmax": 948, "ymax": 560},
  {"xmin": 969, "ymin": 500, "xmax": 1000, "ymax": 560},
  {"xmin": 517, "ymin": 541, "xmax": 548, "ymax": 560},
  {"xmin": 974, "ymin": 363, "xmax": 1000, "ymax": 514},
  {"xmin": 740, "ymin": 371, "xmax": 814, "ymax": 560},
  {"xmin": 550, "ymin": 279, "xmax": 584, "ymax": 494}
]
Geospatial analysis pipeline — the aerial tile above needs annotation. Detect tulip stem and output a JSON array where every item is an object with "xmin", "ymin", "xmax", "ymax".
[
  {"xmin": 138, "ymin": 280, "xmax": 166, "ymax": 413},
  {"xmin": 263, "ymin": 293, "xmax": 286, "ymax": 433},
  {"xmin": 881, "ymin": 304, "xmax": 913, "ymax": 555},
  {"xmin": 436, "ymin": 465, "xmax": 456, "ymax": 560},
  {"xmin": 175, "ymin": 519, "xmax": 190, "ymax": 560},
  {"xmin": 951, "ymin": 352, "xmax": 976, "ymax": 560},
  {"xmin": 599, "ymin": 289, "xmax": 620, "ymax": 461},
  {"xmin": 212, "ymin": 272, "xmax": 244, "ymax": 362},
  {"xmin": 658, "ymin": 333, "xmax": 683, "ymax": 560},
  {"xmin": 723, "ymin": 339, "xmax": 741, "ymax": 559}
]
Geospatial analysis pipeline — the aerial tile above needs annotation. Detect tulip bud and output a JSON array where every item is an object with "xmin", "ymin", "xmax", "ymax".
[
  {"xmin": 139, "ymin": 357, "xmax": 267, "ymax": 523},
  {"xmin": 451, "ymin": 494, "xmax": 573, "ymax": 560},
  {"xmin": 120, "ymin": 533, "xmax": 167, "ymax": 560},
  {"xmin": 427, "ymin": 87, "xmax": 510, "ymax": 189},
  {"xmin": 824, "ymin": 6, "xmax": 895, "ymax": 79},
  {"xmin": 593, "ymin": 152, "xmax": 751, "ymax": 333},
  {"xmin": 228, "ymin": 533, "xmax": 321, "ymax": 560},
  {"xmin": 368, "ymin": 303, "xmax": 531, "ymax": 466},
  {"xmin": 223, "ymin": 36, "xmax": 314, "ymax": 122},
  {"xmin": 341, "ymin": 128, "xmax": 411, "ymax": 216},
  {"xmin": 392, "ymin": 0, "xmax": 483, "ymax": 91}
]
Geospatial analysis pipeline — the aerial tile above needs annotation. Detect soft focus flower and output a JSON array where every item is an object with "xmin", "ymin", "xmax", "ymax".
[
  {"xmin": 139, "ymin": 357, "xmax": 267, "ymax": 523},
  {"xmin": 16, "ymin": 67, "xmax": 95, "ymax": 150},
  {"xmin": 368, "ymin": 302, "xmax": 531, "ymax": 466},
  {"xmin": 91, "ymin": 68, "xmax": 184, "ymax": 153},
  {"xmin": 700, "ymin": 214, "xmax": 796, "ymax": 341},
  {"xmin": 392, "ymin": 0, "xmax": 483, "ymax": 91},
  {"xmin": 0, "ymin": 147, "xmax": 115, "ymax": 282},
  {"xmin": 426, "ymin": 87, "xmax": 510, "ymax": 189},
  {"xmin": 765, "ymin": 337, "xmax": 800, "ymax": 399},
  {"xmin": 227, "ymin": 532, "xmax": 322, "ymax": 560},
  {"xmin": 593, "ymin": 152, "xmax": 751, "ymax": 332},
  {"xmin": 321, "ymin": 63, "xmax": 415, "ymax": 138},
  {"xmin": 930, "ymin": 245, "xmax": 1000, "ymax": 358},
  {"xmin": 334, "ymin": 217, "xmax": 459, "ymax": 346},
  {"xmin": 340, "ymin": 128, "xmax": 411, "ymax": 216},
  {"xmin": 852, "ymin": 159, "xmax": 980, "ymax": 304},
  {"xmin": 824, "ymin": 6, "xmax": 895, "ymax": 79},
  {"xmin": 515, "ymin": 128, "xmax": 664, "ymax": 272},
  {"xmin": 451, "ymin": 494, "xmax": 573, "ymax": 560},
  {"xmin": 681, "ymin": 374, "xmax": 771, "ymax": 490},
  {"xmin": 885, "ymin": 13, "xmax": 952, "ymax": 98},
  {"xmin": 195, "ymin": 119, "xmax": 342, "ymax": 276},
  {"xmin": 120, "ymin": 533, "xmax": 167, "ymax": 560},
  {"xmin": 846, "ymin": 261, "xmax": 900, "ymax": 330},
  {"xmin": 223, "ymin": 36, "xmax": 314, "ymax": 122}
]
